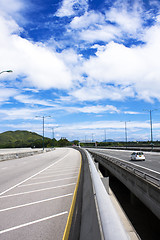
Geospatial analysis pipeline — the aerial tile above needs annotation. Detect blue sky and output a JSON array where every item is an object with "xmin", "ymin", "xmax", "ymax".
[{"xmin": 1, "ymin": 0, "xmax": 160, "ymax": 142}]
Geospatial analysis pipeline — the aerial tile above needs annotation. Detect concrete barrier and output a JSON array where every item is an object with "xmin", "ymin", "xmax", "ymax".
[
  {"xmin": 0, "ymin": 148, "xmax": 51, "ymax": 161},
  {"xmin": 88, "ymin": 150, "xmax": 160, "ymax": 220}
]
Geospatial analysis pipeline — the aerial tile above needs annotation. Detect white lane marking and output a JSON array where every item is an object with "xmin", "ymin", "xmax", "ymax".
[
  {"xmin": 1, "ymin": 167, "xmax": 8, "ymax": 170},
  {"xmin": 40, "ymin": 169, "xmax": 79, "ymax": 174},
  {"xmin": 49, "ymin": 166, "xmax": 80, "ymax": 170},
  {"xmin": 0, "ymin": 152, "xmax": 71, "ymax": 196},
  {"xmin": 98, "ymin": 152, "xmax": 160, "ymax": 175},
  {"xmin": 0, "ymin": 183, "xmax": 76, "ymax": 199},
  {"xmin": 18, "ymin": 176, "xmax": 77, "ymax": 187},
  {"xmin": 33, "ymin": 172, "xmax": 78, "ymax": 179},
  {"xmin": 47, "ymin": 167, "xmax": 80, "ymax": 171},
  {"xmin": 0, "ymin": 211, "xmax": 68, "ymax": 235},
  {"xmin": 0, "ymin": 193, "xmax": 73, "ymax": 212}
]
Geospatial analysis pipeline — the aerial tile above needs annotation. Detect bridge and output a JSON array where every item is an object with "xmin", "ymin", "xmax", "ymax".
[{"xmin": 0, "ymin": 147, "xmax": 159, "ymax": 239}]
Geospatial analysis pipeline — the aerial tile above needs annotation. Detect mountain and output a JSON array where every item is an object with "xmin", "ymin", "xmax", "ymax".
[
  {"xmin": 0, "ymin": 130, "xmax": 48, "ymax": 148},
  {"xmin": 103, "ymin": 139, "xmax": 115, "ymax": 142}
]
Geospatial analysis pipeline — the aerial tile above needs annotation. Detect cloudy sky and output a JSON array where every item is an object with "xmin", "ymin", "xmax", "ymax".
[{"xmin": 1, "ymin": 0, "xmax": 160, "ymax": 142}]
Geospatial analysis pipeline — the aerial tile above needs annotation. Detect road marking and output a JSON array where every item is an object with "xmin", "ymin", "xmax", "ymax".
[
  {"xmin": 0, "ymin": 152, "xmax": 71, "ymax": 196},
  {"xmin": 50, "ymin": 166, "xmax": 79, "ymax": 171},
  {"xmin": 96, "ymin": 152, "xmax": 160, "ymax": 175},
  {"xmin": 0, "ymin": 183, "xmax": 76, "ymax": 199},
  {"xmin": 0, "ymin": 193, "xmax": 73, "ymax": 212},
  {"xmin": 18, "ymin": 176, "xmax": 77, "ymax": 187},
  {"xmin": 33, "ymin": 172, "xmax": 79, "ymax": 179},
  {"xmin": 40, "ymin": 169, "xmax": 79, "ymax": 174},
  {"xmin": 0, "ymin": 211, "xmax": 68, "ymax": 235},
  {"xmin": 62, "ymin": 154, "xmax": 82, "ymax": 240}
]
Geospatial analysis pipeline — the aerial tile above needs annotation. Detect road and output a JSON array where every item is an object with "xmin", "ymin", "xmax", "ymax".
[
  {"xmin": 87, "ymin": 148, "xmax": 160, "ymax": 177},
  {"xmin": 0, "ymin": 148, "xmax": 81, "ymax": 240}
]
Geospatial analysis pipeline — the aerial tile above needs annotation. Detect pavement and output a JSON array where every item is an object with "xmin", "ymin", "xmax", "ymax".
[{"xmin": 0, "ymin": 148, "xmax": 81, "ymax": 240}]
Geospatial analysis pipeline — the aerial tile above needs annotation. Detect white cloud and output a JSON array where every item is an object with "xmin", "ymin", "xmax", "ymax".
[
  {"xmin": 105, "ymin": 2, "xmax": 143, "ymax": 35},
  {"xmin": 55, "ymin": 0, "xmax": 88, "ymax": 17},
  {"xmin": 1, "ymin": 0, "xmax": 160, "ymax": 106},
  {"xmin": 0, "ymin": 10, "xmax": 73, "ymax": 91},
  {"xmin": 70, "ymin": 84, "xmax": 134, "ymax": 101},
  {"xmin": 0, "ymin": 0, "xmax": 25, "ymax": 18},
  {"xmin": 14, "ymin": 94, "xmax": 56, "ymax": 107},
  {"xmin": 79, "ymin": 25, "xmax": 121, "ymax": 43},
  {"xmin": 0, "ymin": 88, "xmax": 17, "ymax": 104},
  {"xmin": 0, "ymin": 107, "xmax": 50, "ymax": 120},
  {"xmin": 65, "ymin": 104, "xmax": 120, "ymax": 113},
  {"xmin": 80, "ymin": 26, "xmax": 160, "ymax": 102},
  {"xmin": 70, "ymin": 11, "xmax": 105, "ymax": 29}
]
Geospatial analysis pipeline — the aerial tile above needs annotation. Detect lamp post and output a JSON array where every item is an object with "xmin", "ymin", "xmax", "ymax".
[
  {"xmin": 51, "ymin": 126, "xmax": 59, "ymax": 149},
  {"xmin": 121, "ymin": 121, "xmax": 130, "ymax": 149},
  {"xmin": 36, "ymin": 116, "xmax": 51, "ymax": 150},
  {"xmin": 104, "ymin": 129, "xmax": 106, "ymax": 142},
  {"xmin": 0, "ymin": 70, "xmax": 13, "ymax": 74},
  {"xmin": 144, "ymin": 109, "xmax": 157, "ymax": 147}
]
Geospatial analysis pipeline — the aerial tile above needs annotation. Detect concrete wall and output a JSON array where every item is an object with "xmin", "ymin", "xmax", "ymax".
[
  {"xmin": 89, "ymin": 151, "xmax": 160, "ymax": 220},
  {"xmin": 0, "ymin": 148, "xmax": 51, "ymax": 161}
]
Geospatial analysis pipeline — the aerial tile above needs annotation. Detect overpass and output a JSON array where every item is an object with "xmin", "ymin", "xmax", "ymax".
[
  {"xmin": 87, "ymin": 148, "xmax": 160, "ymax": 220},
  {"xmin": 0, "ymin": 147, "xmax": 159, "ymax": 239}
]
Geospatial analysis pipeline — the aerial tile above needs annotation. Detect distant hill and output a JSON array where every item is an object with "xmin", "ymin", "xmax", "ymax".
[
  {"xmin": 103, "ymin": 139, "xmax": 115, "ymax": 142},
  {"xmin": 0, "ymin": 130, "xmax": 49, "ymax": 148}
]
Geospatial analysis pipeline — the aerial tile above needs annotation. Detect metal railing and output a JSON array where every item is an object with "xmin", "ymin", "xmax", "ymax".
[
  {"xmin": 85, "ymin": 150, "xmax": 129, "ymax": 240},
  {"xmin": 88, "ymin": 150, "xmax": 160, "ymax": 187}
]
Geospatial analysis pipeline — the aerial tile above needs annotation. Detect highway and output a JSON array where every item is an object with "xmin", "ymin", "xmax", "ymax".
[
  {"xmin": 87, "ymin": 148, "xmax": 160, "ymax": 178},
  {"xmin": 0, "ymin": 148, "xmax": 81, "ymax": 240}
]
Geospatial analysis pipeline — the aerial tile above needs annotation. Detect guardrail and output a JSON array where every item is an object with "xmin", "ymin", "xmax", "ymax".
[
  {"xmin": 85, "ymin": 150, "xmax": 129, "ymax": 240},
  {"xmin": 88, "ymin": 150, "xmax": 160, "ymax": 187},
  {"xmin": 88, "ymin": 149, "xmax": 160, "ymax": 220},
  {"xmin": 67, "ymin": 147, "xmax": 130, "ymax": 240}
]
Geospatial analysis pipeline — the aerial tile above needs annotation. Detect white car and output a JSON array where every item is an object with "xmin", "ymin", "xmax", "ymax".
[{"xmin": 131, "ymin": 151, "xmax": 145, "ymax": 161}]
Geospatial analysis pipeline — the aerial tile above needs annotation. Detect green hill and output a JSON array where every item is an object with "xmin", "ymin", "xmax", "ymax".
[{"xmin": 0, "ymin": 130, "xmax": 51, "ymax": 148}]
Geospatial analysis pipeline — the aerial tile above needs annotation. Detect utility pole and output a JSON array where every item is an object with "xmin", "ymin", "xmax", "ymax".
[
  {"xmin": 144, "ymin": 109, "xmax": 157, "ymax": 149},
  {"xmin": 36, "ymin": 116, "xmax": 51, "ymax": 150},
  {"xmin": 121, "ymin": 121, "xmax": 130, "ymax": 149}
]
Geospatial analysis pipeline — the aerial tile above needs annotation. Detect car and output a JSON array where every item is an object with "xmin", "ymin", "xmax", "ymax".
[{"xmin": 131, "ymin": 151, "xmax": 145, "ymax": 161}]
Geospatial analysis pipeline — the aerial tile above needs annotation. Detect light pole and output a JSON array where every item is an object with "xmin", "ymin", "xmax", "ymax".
[
  {"xmin": 144, "ymin": 109, "xmax": 157, "ymax": 145},
  {"xmin": 36, "ymin": 116, "xmax": 51, "ymax": 150},
  {"xmin": 104, "ymin": 129, "xmax": 106, "ymax": 142},
  {"xmin": 121, "ymin": 121, "xmax": 130, "ymax": 149},
  {"xmin": 51, "ymin": 126, "xmax": 59, "ymax": 149},
  {"xmin": 0, "ymin": 70, "xmax": 13, "ymax": 74}
]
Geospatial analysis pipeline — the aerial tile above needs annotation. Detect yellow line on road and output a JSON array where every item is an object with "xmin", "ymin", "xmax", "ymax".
[{"xmin": 62, "ymin": 154, "xmax": 82, "ymax": 240}]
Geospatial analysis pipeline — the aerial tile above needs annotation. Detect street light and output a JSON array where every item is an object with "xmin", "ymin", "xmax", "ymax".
[
  {"xmin": 51, "ymin": 126, "xmax": 59, "ymax": 149},
  {"xmin": 121, "ymin": 121, "xmax": 130, "ymax": 149},
  {"xmin": 0, "ymin": 70, "xmax": 13, "ymax": 74},
  {"xmin": 144, "ymin": 109, "xmax": 157, "ymax": 144},
  {"xmin": 35, "ymin": 116, "xmax": 51, "ymax": 150}
]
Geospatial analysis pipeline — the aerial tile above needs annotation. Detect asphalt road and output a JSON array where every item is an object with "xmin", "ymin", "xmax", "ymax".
[
  {"xmin": 0, "ymin": 148, "xmax": 81, "ymax": 240},
  {"xmin": 88, "ymin": 148, "xmax": 160, "ymax": 177}
]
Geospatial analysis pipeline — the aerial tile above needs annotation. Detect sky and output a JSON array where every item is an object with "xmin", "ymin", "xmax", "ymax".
[{"xmin": 1, "ymin": 0, "xmax": 160, "ymax": 142}]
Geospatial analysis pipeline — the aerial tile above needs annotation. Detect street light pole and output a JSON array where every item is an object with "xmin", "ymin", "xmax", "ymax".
[
  {"xmin": 150, "ymin": 110, "xmax": 153, "ymax": 143},
  {"xmin": 121, "ymin": 121, "xmax": 130, "ymax": 149},
  {"xmin": 0, "ymin": 70, "xmax": 13, "ymax": 74},
  {"xmin": 144, "ymin": 109, "xmax": 157, "ymax": 144},
  {"xmin": 36, "ymin": 115, "xmax": 51, "ymax": 150},
  {"xmin": 43, "ymin": 116, "xmax": 44, "ymax": 150},
  {"xmin": 125, "ymin": 121, "xmax": 127, "ymax": 145}
]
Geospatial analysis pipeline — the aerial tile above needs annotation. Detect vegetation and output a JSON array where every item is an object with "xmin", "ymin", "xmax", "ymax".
[
  {"xmin": 0, "ymin": 130, "xmax": 73, "ymax": 148},
  {"xmin": 0, "ymin": 130, "xmax": 159, "ymax": 149}
]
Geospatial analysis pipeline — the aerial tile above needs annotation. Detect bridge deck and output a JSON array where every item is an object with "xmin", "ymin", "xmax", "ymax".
[{"xmin": 0, "ymin": 148, "xmax": 81, "ymax": 240}]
